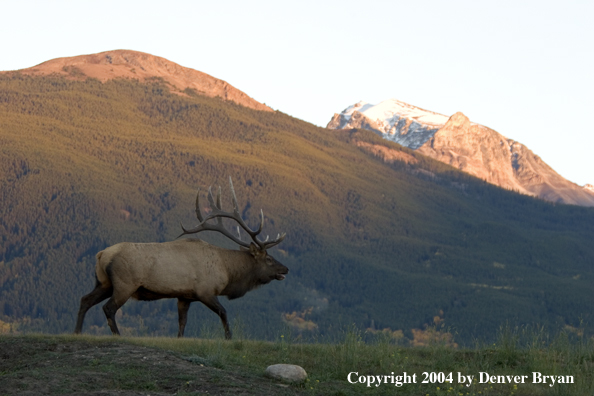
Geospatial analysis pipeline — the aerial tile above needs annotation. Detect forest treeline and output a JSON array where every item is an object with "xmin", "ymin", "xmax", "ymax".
[{"xmin": 1, "ymin": 73, "xmax": 593, "ymax": 344}]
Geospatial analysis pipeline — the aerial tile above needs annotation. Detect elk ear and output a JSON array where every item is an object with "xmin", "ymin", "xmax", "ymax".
[{"xmin": 248, "ymin": 243, "xmax": 265, "ymax": 258}]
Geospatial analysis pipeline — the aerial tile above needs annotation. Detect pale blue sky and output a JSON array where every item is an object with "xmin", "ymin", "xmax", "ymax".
[{"xmin": 2, "ymin": 0, "xmax": 593, "ymax": 186}]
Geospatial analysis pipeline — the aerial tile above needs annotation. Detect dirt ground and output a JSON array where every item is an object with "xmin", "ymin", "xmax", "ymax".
[{"xmin": 0, "ymin": 336, "xmax": 304, "ymax": 396}]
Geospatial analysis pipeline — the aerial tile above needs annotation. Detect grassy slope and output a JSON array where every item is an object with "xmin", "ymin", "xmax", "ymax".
[
  {"xmin": 1, "ymin": 332, "xmax": 592, "ymax": 396},
  {"xmin": 0, "ymin": 74, "xmax": 593, "ymax": 343}
]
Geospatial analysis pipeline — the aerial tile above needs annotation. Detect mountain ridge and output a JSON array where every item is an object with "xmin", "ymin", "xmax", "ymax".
[
  {"xmin": 2, "ymin": 49, "xmax": 272, "ymax": 112},
  {"xmin": 328, "ymin": 100, "xmax": 594, "ymax": 206},
  {"xmin": 1, "ymin": 52, "xmax": 594, "ymax": 343}
]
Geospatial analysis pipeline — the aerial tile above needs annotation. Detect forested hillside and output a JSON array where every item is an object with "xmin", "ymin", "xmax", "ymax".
[{"xmin": 1, "ymin": 73, "xmax": 593, "ymax": 344}]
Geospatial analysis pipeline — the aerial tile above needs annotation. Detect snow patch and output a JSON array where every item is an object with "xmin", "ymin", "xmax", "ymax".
[
  {"xmin": 342, "ymin": 100, "xmax": 374, "ymax": 117},
  {"xmin": 330, "ymin": 99, "xmax": 449, "ymax": 150},
  {"xmin": 360, "ymin": 99, "xmax": 449, "ymax": 128}
]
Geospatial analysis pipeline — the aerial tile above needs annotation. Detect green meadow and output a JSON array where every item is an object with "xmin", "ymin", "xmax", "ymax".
[{"xmin": 1, "ymin": 324, "xmax": 592, "ymax": 395}]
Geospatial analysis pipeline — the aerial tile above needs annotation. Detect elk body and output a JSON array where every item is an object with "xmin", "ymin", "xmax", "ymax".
[{"xmin": 74, "ymin": 178, "xmax": 288, "ymax": 339}]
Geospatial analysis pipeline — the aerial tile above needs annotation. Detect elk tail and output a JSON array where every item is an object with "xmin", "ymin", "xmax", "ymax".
[{"xmin": 95, "ymin": 251, "xmax": 113, "ymax": 289}]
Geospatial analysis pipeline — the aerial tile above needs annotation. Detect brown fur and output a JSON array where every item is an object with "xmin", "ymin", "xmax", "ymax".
[{"xmin": 74, "ymin": 238, "xmax": 288, "ymax": 338}]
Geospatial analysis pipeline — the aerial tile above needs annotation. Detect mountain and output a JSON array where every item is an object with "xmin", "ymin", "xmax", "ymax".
[
  {"xmin": 1, "ymin": 52, "xmax": 594, "ymax": 344},
  {"xmin": 328, "ymin": 100, "xmax": 594, "ymax": 206},
  {"xmin": 11, "ymin": 49, "xmax": 271, "ymax": 112},
  {"xmin": 327, "ymin": 99, "xmax": 448, "ymax": 150}
]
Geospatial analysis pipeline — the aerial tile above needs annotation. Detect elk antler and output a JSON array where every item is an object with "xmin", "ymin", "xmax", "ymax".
[{"xmin": 179, "ymin": 177, "xmax": 286, "ymax": 250}]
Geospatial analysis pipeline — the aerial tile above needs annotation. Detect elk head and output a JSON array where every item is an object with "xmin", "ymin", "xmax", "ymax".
[{"xmin": 178, "ymin": 177, "xmax": 288, "ymax": 285}]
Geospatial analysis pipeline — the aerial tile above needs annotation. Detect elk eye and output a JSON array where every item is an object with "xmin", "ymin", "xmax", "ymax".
[{"xmin": 266, "ymin": 257, "xmax": 272, "ymax": 265}]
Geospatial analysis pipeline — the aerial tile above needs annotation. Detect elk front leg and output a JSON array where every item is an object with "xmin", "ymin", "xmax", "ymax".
[
  {"xmin": 201, "ymin": 296, "xmax": 232, "ymax": 340},
  {"xmin": 74, "ymin": 283, "xmax": 112, "ymax": 334},
  {"xmin": 177, "ymin": 299, "xmax": 191, "ymax": 338}
]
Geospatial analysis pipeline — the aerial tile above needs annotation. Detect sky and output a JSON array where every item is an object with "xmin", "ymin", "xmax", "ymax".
[{"xmin": 2, "ymin": 0, "xmax": 593, "ymax": 186}]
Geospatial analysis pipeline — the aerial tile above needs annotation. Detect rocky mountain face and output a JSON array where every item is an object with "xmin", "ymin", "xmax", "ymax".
[
  {"xmin": 5, "ymin": 50, "xmax": 272, "ymax": 112},
  {"xmin": 327, "ymin": 99, "xmax": 447, "ymax": 149},
  {"xmin": 328, "ymin": 100, "xmax": 594, "ymax": 207}
]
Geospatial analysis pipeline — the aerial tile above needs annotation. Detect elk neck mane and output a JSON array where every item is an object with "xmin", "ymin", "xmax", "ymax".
[{"xmin": 220, "ymin": 249, "xmax": 266, "ymax": 300}]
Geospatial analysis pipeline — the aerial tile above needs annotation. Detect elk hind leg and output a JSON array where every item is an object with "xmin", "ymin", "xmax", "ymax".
[
  {"xmin": 201, "ymin": 296, "xmax": 232, "ymax": 340},
  {"xmin": 177, "ymin": 299, "xmax": 192, "ymax": 338},
  {"xmin": 74, "ymin": 280, "xmax": 112, "ymax": 334},
  {"xmin": 102, "ymin": 289, "xmax": 133, "ymax": 336}
]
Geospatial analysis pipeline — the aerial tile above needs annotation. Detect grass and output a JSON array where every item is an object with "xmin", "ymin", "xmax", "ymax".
[
  {"xmin": 2, "ymin": 325, "xmax": 590, "ymax": 395},
  {"xmin": 125, "ymin": 325, "xmax": 594, "ymax": 395}
]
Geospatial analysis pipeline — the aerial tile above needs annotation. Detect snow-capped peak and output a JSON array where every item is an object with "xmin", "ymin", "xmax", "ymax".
[
  {"xmin": 327, "ymin": 99, "xmax": 594, "ymax": 207},
  {"xmin": 341, "ymin": 99, "xmax": 449, "ymax": 128},
  {"xmin": 341, "ymin": 100, "xmax": 374, "ymax": 117},
  {"xmin": 329, "ymin": 99, "xmax": 450, "ymax": 150}
]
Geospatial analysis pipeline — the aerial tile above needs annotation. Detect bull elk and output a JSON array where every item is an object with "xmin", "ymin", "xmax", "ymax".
[{"xmin": 74, "ymin": 177, "xmax": 288, "ymax": 339}]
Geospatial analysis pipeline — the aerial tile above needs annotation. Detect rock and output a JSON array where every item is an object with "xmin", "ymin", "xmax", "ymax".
[{"xmin": 265, "ymin": 364, "xmax": 307, "ymax": 383}]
